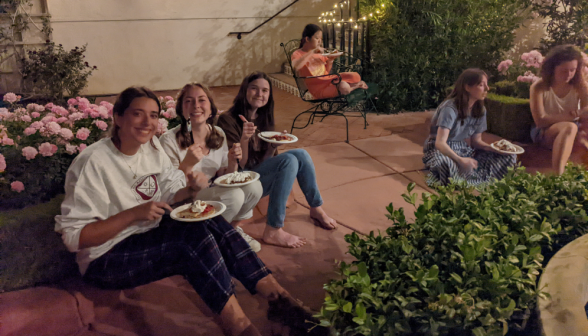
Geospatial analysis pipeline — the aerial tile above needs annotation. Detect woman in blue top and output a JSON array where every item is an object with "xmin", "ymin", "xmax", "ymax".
[{"xmin": 423, "ymin": 68, "xmax": 517, "ymax": 186}]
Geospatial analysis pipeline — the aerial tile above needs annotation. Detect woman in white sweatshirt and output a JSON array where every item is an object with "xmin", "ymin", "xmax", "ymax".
[{"xmin": 54, "ymin": 87, "xmax": 326, "ymax": 336}]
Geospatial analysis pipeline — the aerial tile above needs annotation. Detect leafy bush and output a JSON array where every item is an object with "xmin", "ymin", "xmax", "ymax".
[
  {"xmin": 20, "ymin": 42, "xmax": 96, "ymax": 105},
  {"xmin": 320, "ymin": 165, "xmax": 588, "ymax": 336},
  {"xmin": 531, "ymin": 0, "xmax": 588, "ymax": 52},
  {"xmin": 0, "ymin": 94, "xmax": 178, "ymax": 209},
  {"xmin": 361, "ymin": 0, "xmax": 531, "ymax": 112}
]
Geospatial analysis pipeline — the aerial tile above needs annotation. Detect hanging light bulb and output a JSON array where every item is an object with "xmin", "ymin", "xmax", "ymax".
[
  {"xmin": 362, "ymin": 16, "xmax": 366, "ymax": 20},
  {"xmin": 349, "ymin": 18, "xmax": 353, "ymax": 22},
  {"xmin": 337, "ymin": 23, "xmax": 341, "ymax": 27},
  {"xmin": 330, "ymin": 12, "xmax": 334, "ymax": 16},
  {"xmin": 376, "ymin": 9, "xmax": 380, "ymax": 13},
  {"xmin": 334, "ymin": 4, "xmax": 337, "ymax": 8},
  {"xmin": 354, "ymin": 25, "xmax": 358, "ymax": 29},
  {"xmin": 381, "ymin": 3, "xmax": 385, "ymax": 7},
  {"xmin": 369, "ymin": 13, "xmax": 373, "ymax": 16}
]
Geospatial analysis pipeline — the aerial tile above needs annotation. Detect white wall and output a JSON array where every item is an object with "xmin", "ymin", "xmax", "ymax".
[{"xmin": 48, "ymin": 0, "xmax": 334, "ymax": 95}]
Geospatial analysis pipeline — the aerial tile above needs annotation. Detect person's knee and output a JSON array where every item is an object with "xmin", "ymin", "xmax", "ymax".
[
  {"xmin": 289, "ymin": 148, "xmax": 312, "ymax": 162},
  {"xmin": 225, "ymin": 188, "xmax": 246, "ymax": 208},
  {"xmin": 561, "ymin": 122, "xmax": 578, "ymax": 138},
  {"xmin": 243, "ymin": 181, "xmax": 263, "ymax": 202},
  {"xmin": 277, "ymin": 153, "xmax": 298, "ymax": 172}
]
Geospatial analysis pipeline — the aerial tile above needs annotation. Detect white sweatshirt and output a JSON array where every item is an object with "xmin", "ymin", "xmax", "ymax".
[
  {"xmin": 159, "ymin": 125, "xmax": 229, "ymax": 180},
  {"xmin": 55, "ymin": 137, "xmax": 186, "ymax": 275}
]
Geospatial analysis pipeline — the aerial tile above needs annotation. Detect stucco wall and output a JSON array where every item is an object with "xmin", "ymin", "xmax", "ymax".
[{"xmin": 47, "ymin": 0, "xmax": 333, "ymax": 95}]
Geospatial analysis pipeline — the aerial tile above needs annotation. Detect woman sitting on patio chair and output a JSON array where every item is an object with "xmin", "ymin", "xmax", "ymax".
[
  {"xmin": 55, "ymin": 86, "xmax": 326, "ymax": 336},
  {"xmin": 217, "ymin": 71, "xmax": 337, "ymax": 249},
  {"xmin": 529, "ymin": 44, "xmax": 588, "ymax": 175},
  {"xmin": 423, "ymin": 68, "xmax": 516, "ymax": 187},
  {"xmin": 291, "ymin": 23, "xmax": 367, "ymax": 99},
  {"xmin": 159, "ymin": 82, "xmax": 263, "ymax": 253}
]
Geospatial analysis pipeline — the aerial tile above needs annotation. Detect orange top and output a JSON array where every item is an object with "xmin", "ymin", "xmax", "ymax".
[{"xmin": 291, "ymin": 49, "xmax": 329, "ymax": 77}]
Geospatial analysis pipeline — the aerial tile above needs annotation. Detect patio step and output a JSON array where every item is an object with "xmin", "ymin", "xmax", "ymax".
[{"xmin": 268, "ymin": 71, "xmax": 313, "ymax": 100}]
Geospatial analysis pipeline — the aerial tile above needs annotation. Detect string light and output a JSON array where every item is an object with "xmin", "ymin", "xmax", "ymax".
[
  {"xmin": 334, "ymin": 4, "xmax": 337, "ymax": 8},
  {"xmin": 354, "ymin": 25, "xmax": 358, "ymax": 29},
  {"xmin": 362, "ymin": 16, "xmax": 366, "ymax": 20},
  {"xmin": 337, "ymin": 23, "xmax": 341, "ymax": 27},
  {"xmin": 376, "ymin": 9, "xmax": 380, "ymax": 13},
  {"xmin": 369, "ymin": 13, "xmax": 373, "ymax": 17},
  {"xmin": 349, "ymin": 18, "xmax": 353, "ymax": 22}
]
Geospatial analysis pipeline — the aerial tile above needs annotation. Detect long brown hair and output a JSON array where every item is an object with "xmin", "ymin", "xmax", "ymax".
[
  {"xmin": 227, "ymin": 71, "xmax": 275, "ymax": 134},
  {"xmin": 175, "ymin": 83, "xmax": 224, "ymax": 150},
  {"xmin": 446, "ymin": 68, "xmax": 488, "ymax": 122},
  {"xmin": 539, "ymin": 44, "xmax": 586, "ymax": 90},
  {"xmin": 111, "ymin": 86, "xmax": 160, "ymax": 150}
]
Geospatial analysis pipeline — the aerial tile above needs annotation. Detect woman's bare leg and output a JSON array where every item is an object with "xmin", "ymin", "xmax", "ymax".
[
  {"xmin": 336, "ymin": 80, "xmax": 352, "ymax": 95},
  {"xmin": 218, "ymin": 295, "xmax": 260, "ymax": 336},
  {"xmin": 541, "ymin": 121, "xmax": 578, "ymax": 174}
]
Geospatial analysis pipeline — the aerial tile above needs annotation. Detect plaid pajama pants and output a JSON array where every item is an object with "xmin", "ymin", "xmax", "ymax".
[
  {"xmin": 83, "ymin": 215, "xmax": 271, "ymax": 314},
  {"xmin": 423, "ymin": 139, "xmax": 517, "ymax": 187}
]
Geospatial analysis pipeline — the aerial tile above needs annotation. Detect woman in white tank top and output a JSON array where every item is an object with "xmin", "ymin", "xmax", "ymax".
[{"xmin": 529, "ymin": 45, "xmax": 588, "ymax": 174}]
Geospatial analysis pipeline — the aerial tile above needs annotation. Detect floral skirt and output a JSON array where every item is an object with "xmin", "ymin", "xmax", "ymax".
[{"xmin": 422, "ymin": 139, "xmax": 517, "ymax": 187}]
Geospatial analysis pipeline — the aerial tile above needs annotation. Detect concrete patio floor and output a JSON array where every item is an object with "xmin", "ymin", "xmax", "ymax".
[{"xmin": 69, "ymin": 85, "xmax": 553, "ymax": 336}]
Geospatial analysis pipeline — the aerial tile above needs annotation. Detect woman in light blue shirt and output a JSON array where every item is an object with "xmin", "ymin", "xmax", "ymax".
[{"xmin": 423, "ymin": 68, "xmax": 516, "ymax": 186}]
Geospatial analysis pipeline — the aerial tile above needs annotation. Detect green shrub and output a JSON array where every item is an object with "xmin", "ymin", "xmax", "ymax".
[
  {"xmin": 320, "ymin": 165, "xmax": 588, "ymax": 336},
  {"xmin": 20, "ymin": 42, "xmax": 96, "ymax": 105},
  {"xmin": 362, "ymin": 0, "xmax": 531, "ymax": 112},
  {"xmin": 493, "ymin": 81, "xmax": 516, "ymax": 97},
  {"xmin": 485, "ymin": 93, "xmax": 533, "ymax": 143}
]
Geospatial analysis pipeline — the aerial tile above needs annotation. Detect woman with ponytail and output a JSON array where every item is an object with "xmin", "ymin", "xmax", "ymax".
[{"xmin": 160, "ymin": 83, "xmax": 263, "ymax": 252}]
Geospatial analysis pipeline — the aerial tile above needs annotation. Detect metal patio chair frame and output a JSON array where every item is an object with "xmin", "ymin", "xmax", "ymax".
[{"xmin": 280, "ymin": 39, "xmax": 377, "ymax": 143}]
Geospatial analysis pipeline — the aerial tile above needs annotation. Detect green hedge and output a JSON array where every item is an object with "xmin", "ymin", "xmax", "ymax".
[
  {"xmin": 320, "ymin": 165, "xmax": 588, "ymax": 336},
  {"xmin": 0, "ymin": 194, "xmax": 79, "ymax": 292},
  {"xmin": 485, "ymin": 93, "xmax": 533, "ymax": 143}
]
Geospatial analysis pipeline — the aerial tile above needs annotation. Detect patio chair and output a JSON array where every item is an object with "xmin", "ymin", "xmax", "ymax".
[{"xmin": 280, "ymin": 39, "xmax": 378, "ymax": 143}]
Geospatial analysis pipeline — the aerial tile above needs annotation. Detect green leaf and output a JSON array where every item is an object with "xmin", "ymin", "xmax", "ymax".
[
  {"xmin": 342, "ymin": 302, "xmax": 352, "ymax": 313},
  {"xmin": 450, "ymin": 273, "xmax": 462, "ymax": 284}
]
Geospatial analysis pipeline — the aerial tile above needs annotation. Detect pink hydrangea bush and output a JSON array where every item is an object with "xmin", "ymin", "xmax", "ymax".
[{"xmin": 0, "ymin": 93, "xmax": 181, "ymax": 208}]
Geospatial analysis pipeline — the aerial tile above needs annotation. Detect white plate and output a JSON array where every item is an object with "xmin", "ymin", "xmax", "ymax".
[
  {"xmin": 322, "ymin": 52, "xmax": 343, "ymax": 57},
  {"xmin": 258, "ymin": 132, "xmax": 299, "ymax": 144},
  {"xmin": 170, "ymin": 201, "xmax": 226, "ymax": 222},
  {"xmin": 214, "ymin": 171, "xmax": 260, "ymax": 188},
  {"xmin": 490, "ymin": 142, "xmax": 525, "ymax": 155}
]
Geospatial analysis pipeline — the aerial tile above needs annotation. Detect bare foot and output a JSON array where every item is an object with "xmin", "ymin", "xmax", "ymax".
[
  {"xmin": 309, "ymin": 206, "xmax": 337, "ymax": 230},
  {"xmin": 262, "ymin": 226, "xmax": 306, "ymax": 248},
  {"xmin": 359, "ymin": 80, "xmax": 368, "ymax": 89}
]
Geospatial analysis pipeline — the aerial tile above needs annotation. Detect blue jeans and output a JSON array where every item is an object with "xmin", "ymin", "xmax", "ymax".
[{"xmin": 253, "ymin": 149, "xmax": 323, "ymax": 228}]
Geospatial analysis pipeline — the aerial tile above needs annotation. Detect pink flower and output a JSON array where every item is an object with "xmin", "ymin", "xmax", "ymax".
[
  {"xmin": 60, "ymin": 128, "xmax": 74, "ymax": 140},
  {"xmin": 3, "ymin": 92, "xmax": 18, "ymax": 103},
  {"xmin": 157, "ymin": 118, "xmax": 168, "ymax": 136},
  {"xmin": 521, "ymin": 50, "xmax": 543, "ymax": 68},
  {"xmin": 30, "ymin": 121, "xmax": 43, "ymax": 130},
  {"xmin": 165, "ymin": 95, "xmax": 174, "ymax": 101},
  {"xmin": 51, "ymin": 106, "xmax": 69, "ymax": 117},
  {"xmin": 23, "ymin": 127, "xmax": 37, "ymax": 136},
  {"xmin": 21, "ymin": 115, "xmax": 32, "ymax": 122},
  {"xmin": 65, "ymin": 143, "xmax": 78, "ymax": 155},
  {"xmin": 89, "ymin": 109, "xmax": 100, "ymax": 118},
  {"xmin": 68, "ymin": 112, "xmax": 84, "ymax": 122},
  {"xmin": 45, "ymin": 122, "xmax": 62, "ymax": 135},
  {"xmin": 41, "ymin": 115, "xmax": 56, "ymax": 124},
  {"xmin": 161, "ymin": 111, "xmax": 171, "ymax": 119},
  {"xmin": 38, "ymin": 142, "xmax": 58, "ymax": 157},
  {"xmin": 166, "ymin": 100, "xmax": 176, "ymax": 109},
  {"xmin": 56, "ymin": 117, "xmax": 69, "ymax": 123},
  {"xmin": 67, "ymin": 98, "xmax": 78, "ymax": 106},
  {"xmin": 34, "ymin": 104, "xmax": 45, "ymax": 112},
  {"xmin": 78, "ymin": 143, "xmax": 87, "ymax": 152},
  {"xmin": 76, "ymin": 127, "xmax": 91, "ymax": 140},
  {"xmin": 10, "ymin": 181, "xmax": 24, "ymax": 193},
  {"xmin": 2, "ymin": 137, "xmax": 14, "ymax": 146},
  {"xmin": 78, "ymin": 98, "xmax": 90, "ymax": 110},
  {"xmin": 94, "ymin": 120, "xmax": 108, "ymax": 131},
  {"xmin": 497, "ymin": 59, "xmax": 513, "ymax": 74},
  {"xmin": 167, "ymin": 107, "xmax": 176, "ymax": 118},
  {"xmin": 22, "ymin": 146, "xmax": 38, "ymax": 160},
  {"xmin": 0, "ymin": 153, "xmax": 5, "ymax": 172},
  {"xmin": 0, "ymin": 110, "xmax": 15, "ymax": 121},
  {"xmin": 97, "ymin": 106, "xmax": 109, "ymax": 119},
  {"xmin": 45, "ymin": 102, "xmax": 54, "ymax": 109},
  {"xmin": 31, "ymin": 112, "xmax": 40, "ymax": 118}
]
